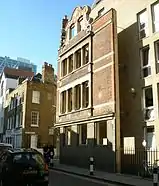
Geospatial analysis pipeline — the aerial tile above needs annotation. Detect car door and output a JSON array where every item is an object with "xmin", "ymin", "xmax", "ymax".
[{"xmin": 0, "ymin": 152, "xmax": 7, "ymax": 175}]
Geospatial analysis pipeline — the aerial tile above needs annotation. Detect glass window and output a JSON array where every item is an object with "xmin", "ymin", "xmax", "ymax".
[
  {"xmin": 61, "ymin": 91, "xmax": 66, "ymax": 114},
  {"xmin": 68, "ymin": 55, "xmax": 73, "ymax": 73},
  {"xmin": 83, "ymin": 44, "xmax": 89, "ymax": 65},
  {"xmin": 74, "ymin": 85, "xmax": 81, "ymax": 110},
  {"xmin": 138, "ymin": 10, "xmax": 149, "ymax": 39},
  {"xmin": 68, "ymin": 88, "xmax": 72, "ymax": 112},
  {"xmin": 32, "ymin": 91, "xmax": 40, "ymax": 104},
  {"xmin": 70, "ymin": 24, "xmax": 75, "ymax": 39},
  {"xmin": 75, "ymin": 49, "xmax": 81, "ymax": 69},
  {"xmin": 31, "ymin": 111, "xmax": 39, "ymax": 126},
  {"xmin": 82, "ymin": 81, "xmax": 89, "ymax": 108},
  {"xmin": 79, "ymin": 124, "xmax": 87, "ymax": 145},
  {"xmin": 141, "ymin": 46, "xmax": 151, "ymax": 77},
  {"xmin": 152, "ymin": 2, "xmax": 159, "ymax": 33}
]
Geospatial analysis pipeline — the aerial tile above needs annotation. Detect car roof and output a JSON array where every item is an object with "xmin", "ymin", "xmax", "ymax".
[
  {"xmin": 0, "ymin": 143, "xmax": 13, "ymax": 147},
  {"xmin": 8, "ymin": 148, "xmax": 42, "ymax": 154}
]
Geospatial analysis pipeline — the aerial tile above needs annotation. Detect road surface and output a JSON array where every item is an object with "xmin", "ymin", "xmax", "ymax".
[{"xmin": 49, "ymin": 169, "xmax": 121, "ymax": 186}]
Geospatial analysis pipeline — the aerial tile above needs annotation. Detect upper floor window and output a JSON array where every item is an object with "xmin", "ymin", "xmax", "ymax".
[
  {"xmin": 32, "ymin": 91, "xmax": 40, "ymax": 104},
  {"xmin": 70, "ymin": 24, "xmax": 75, "ymax": 39},
  {"xmin": 61, "ymin": 91, "xmax": 66, "ymax": 114},
  {"xmin": 144, "ymin": 86, "xmax": 154, "ymax": 121},
  {"xmin": 74, "ymin": 84, "xmax": 81, "ymax": 110},
  {"xmin": 82, "ymin": 81, "xmax": 89, "ymax": 108},
  {"xmin": 141, "ymin": 45, "xmax": 151, "ymax": 78},
  {"xmin": 77, "ymin": 16, "xmax": 83, "ymax": 33},
  {"xmin": 68, "ymin": 55, "xmax": 73, "ymax": 73},
  {"xmin": 138, "ymin": 10, "xmax": 149, "ymax": 39},
  {"xmin": 31, "ymin": 111, "xmax": 39, "ymax": 127},
  {"xmin": 75, "ymin": 49, "xmax": 81, "ymax": 69},
  {"xmin": 152, "ymin": 2, "xmax": 159, "ymax": 33},
  {"xmin": 68, "ymin": 88, "xmax": 72, "ymax": 112},
  {"xmin": 155, "ymin": 40, "xmax": 159, "ymax": 73},
  {"xmin": 83, "ymin": 44, "xmax": 89, "ymax": 65},
  {"xmin": 62, "ymin": 59, "xmax": 67, "ymax": 77}
]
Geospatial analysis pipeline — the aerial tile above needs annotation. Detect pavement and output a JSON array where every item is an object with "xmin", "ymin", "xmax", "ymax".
[
  {"xmin": 49, "ymin": 169, "xmax": 120, "ymax": 186},
  {"xmin": 49, "ymin": 159, "xmax": 152, "ymax": 186}
]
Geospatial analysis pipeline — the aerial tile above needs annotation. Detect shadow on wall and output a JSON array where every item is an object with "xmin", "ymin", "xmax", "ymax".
[
  {"xmin": 118, "ymin": 20, "xmax": 147, "ymax": 175},
  {"xmin": 59, "ymin": 130, "xmax": 115, "ymax": 173}
]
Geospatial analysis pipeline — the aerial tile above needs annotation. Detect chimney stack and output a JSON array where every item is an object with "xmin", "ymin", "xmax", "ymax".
[{"xmin": 42, "ymin": 62, "xmax": 54, "ymax": 84}]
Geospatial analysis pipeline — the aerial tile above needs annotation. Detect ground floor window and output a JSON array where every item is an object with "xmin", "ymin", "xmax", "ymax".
[
  {"xmin": 96, "ymin": 121, "xmax": 107, "ymax": 145},
  {"xmin": 78, "ymin": 124, "xmax": 87, "ymax": 145},
  {"xmin": 64, "ymin": 126, "xmax": 71, "ymax": 145},
  {"xmin": 15, "ymin": 134, "xmax": 22, "ymax": 148}
]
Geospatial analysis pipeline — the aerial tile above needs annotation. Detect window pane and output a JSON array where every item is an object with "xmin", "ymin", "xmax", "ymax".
[
  {"xmin": 153, "ymin": 3, "xmax": 159, "ymax": 32},
  {"xmin": 68, "ymin": 88, "xmax": 72, "ymax": 112},
  {"xmin": 75, "ymin": 50, "xmax": 81, "ymax": 69},
  {"xmin": 138, "ymin": 10, "xmax": 148, "ymax": 39},
  {"xmin": 68, "ymin": 55, "xmax": 73, "ymax": 73},
  {"xmin": 145, "ymin": 87, "xmax": 153, "ymax": 107},
  {"xmin": 83, "ymin": 45, "xmax": 89, "ymax": 65}
]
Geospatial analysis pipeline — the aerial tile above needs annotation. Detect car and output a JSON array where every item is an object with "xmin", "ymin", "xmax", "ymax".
[
  {"xmin": 0, "ymin": 148, "xmax": 48, "ymax": 186},
  {"xmin": 0, "ymin": 143, "xmax": 13, "ymax": 151}
]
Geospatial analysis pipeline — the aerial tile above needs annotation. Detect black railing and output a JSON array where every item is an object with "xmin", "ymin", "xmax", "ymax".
[{"xmin": 120, "ymin": 148, "xmax": 159, "ymax": 177}]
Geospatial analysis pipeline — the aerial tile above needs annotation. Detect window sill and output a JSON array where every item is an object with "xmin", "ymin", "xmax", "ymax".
[
  {"xmin": 60, "ymin": 62, "xmax": 91, "ymax": 81},
  {"xmin": 32, "ymin": 102, "xmax": 40, "ymax": 104},
  {"xmin": 31, "ymin": 125, "xmax": 39, "ymax": 127}
]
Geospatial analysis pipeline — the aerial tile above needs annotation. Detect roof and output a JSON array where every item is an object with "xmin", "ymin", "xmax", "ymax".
[{"xmin": 3, "ymin": 67, "xmax": 34, "ymax": 79}]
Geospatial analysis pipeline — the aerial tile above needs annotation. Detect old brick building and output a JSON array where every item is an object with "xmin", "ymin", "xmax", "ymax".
[
  {"xmin": 4, "ymin": 63, "xmax": 56, "ymax": 148},
  {"xmin": 55, "ymin": 6, "xmax": 119, "ymax": 172}
]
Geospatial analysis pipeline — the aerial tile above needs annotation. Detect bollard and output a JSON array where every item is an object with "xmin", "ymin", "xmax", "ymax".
[
  {"xmin": 90, "ymin": 157, "xmax": 94, "ymax": 175},
  {"xmin": 153, "ymin": 162, "xmax": 158, "ymax": 186},
  {"xmin": 50, "ymin": 151, "xmax": 54, "ymax": 167}
]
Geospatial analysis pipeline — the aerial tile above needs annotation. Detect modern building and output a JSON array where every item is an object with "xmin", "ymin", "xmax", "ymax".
[
  {"xmin": 55, "ymin": 6, "xmax": 119, "ymax": 172},
  {"xmin": 91, "ymin": 0, "xmax": 159, "ymax": 174},
  {"xmin": 3, "ymin": 62, "xmax": 56, "ymax": 148},
  {"xmin": 0, "ymin": 56, "xmax": 37, "ymax": 74},
  {"xmin": 0, "ymin": 68, "xmax": 34, "ymax": 142}
]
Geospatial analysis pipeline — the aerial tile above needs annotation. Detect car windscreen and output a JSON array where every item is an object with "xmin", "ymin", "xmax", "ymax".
[
  {"xmin": 13, "ymin": 152, "xmax": 45, "ymax": 167},
  {"xmin": 0, "ymin": 146, "xmax": 12, "ymax": 151}
]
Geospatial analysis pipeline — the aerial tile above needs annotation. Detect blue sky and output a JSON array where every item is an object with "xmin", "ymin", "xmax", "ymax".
[{"xmin": 0, "ymin": 0, "xmax": 93, "ymax": 73}]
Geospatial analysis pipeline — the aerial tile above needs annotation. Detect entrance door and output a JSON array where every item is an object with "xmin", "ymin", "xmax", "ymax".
[{"xmin": 30, "ymin": 135, "xmax": 38, "ymax": 148}]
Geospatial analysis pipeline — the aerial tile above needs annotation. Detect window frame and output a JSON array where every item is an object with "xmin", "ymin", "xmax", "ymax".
[
  {"xmin": 78, "ymin": 124, "xmax": 87, "ymax": 145},
  {"xmin": 32, "ymin": 91, "xmax": 40, "ymax": 104},
  {"xmin": 70, "ymin": 24, "xmax": 75, "ymax": 39},
  {"xmin": 140, "ymin": 45, "xmax": 151, "ymax": 78},
  {"xmin": 143, "ymin": 86, "xmax": 154, "ymax": 121},
  {"xmin": 31, "ymin": 111, "xmax": 39, "ymax": 127},
  {"xmin": 137, "ymin": 9, "xmax": 149, "ymax": 39},
  {"xmin": 151, "ymin": 1, "xmax": 159, "ymax": 33}
]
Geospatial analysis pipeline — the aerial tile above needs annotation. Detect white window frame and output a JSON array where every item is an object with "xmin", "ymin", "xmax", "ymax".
[
  {"xmin": 137, "ymin": 9, "xmax": 149, "ymax": 39},
  {"xmin": 143, "ymin": 86, "xmax": 154, "ymax": 121},
  {"xmin": 155, "ymin": 40, "xmax": 159, "ymax": 63},
  {"xmin": 141, "ymin": 46, "xmax": 151, "ymax": 78},
  {"xmin": 152, "ymin": 1, "xmax": 159, "ymax": 33},
  {"xmin": 32, "ymin": 91, "xmax": 40, "ymax": 104},
  {"xmin": 31, "ymin": 111, "xmax": 39, "ymax": 127}
]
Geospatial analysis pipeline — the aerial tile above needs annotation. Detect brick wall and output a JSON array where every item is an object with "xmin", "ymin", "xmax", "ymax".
[{"xmin": 92, "ymin": 9, "xmax": 117, "ymax": 116}]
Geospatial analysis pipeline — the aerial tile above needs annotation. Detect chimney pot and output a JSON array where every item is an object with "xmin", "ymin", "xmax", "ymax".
[
  {"xmin": 64, "ymin": 15, "xmax": 67, "ymax": 19},
  {"xmin": 44, "ymin": 62, "xmax": 48, "ymax": 66}
]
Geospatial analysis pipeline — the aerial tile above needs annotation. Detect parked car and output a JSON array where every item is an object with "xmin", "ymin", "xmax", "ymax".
[
  {"xmin": 0, "ymin": 148, "xmax": 48, "ymax": 186},
  {"xmin": 0, "ymin": 143, "xmax": 13, "ymax": 152}
]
